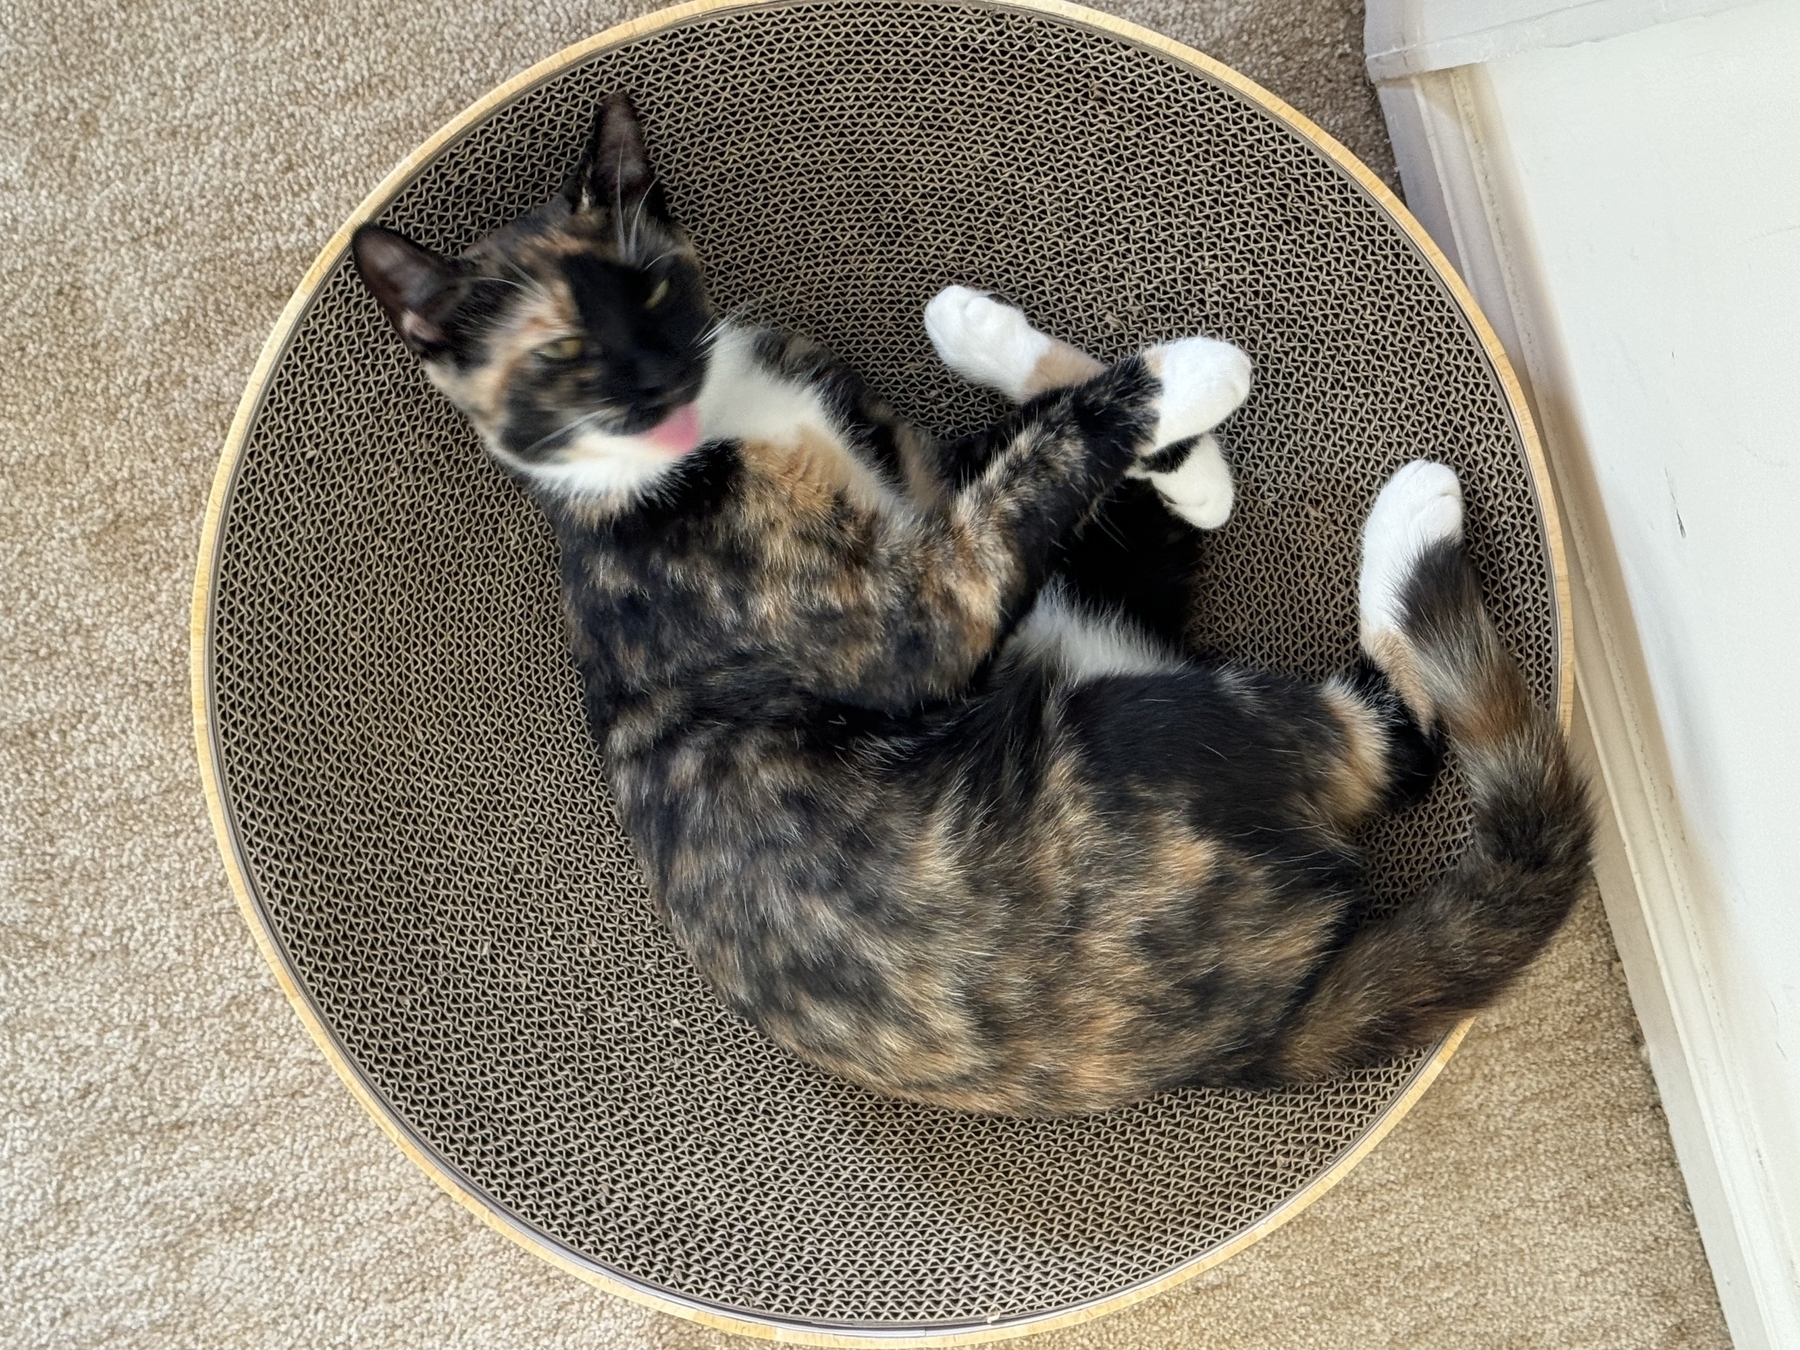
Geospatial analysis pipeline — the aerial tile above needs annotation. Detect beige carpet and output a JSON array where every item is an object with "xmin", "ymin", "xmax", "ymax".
[{"xmin": 0, "ymin": 0, "xmax": 1731, "ymax": 1345}]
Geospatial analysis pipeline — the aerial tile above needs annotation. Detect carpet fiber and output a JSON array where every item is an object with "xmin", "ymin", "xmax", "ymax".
[{"xmin": 1, "ymin": 0, "xmax": 1730, "ymax": 1345}]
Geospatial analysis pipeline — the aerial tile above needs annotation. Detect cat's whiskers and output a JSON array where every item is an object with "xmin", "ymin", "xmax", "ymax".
[
  {"xmin": 698, "ymin": 294, "xmax": 772, "ymax": 351},
  {"xmin": 493, "ymin": 258, "xmax": 556, "ymax": 309},
  {"xmin": 697, "ymin": 317, "xmax": 729, "ymax": 352},
  {"xmin": 515, "ymin": 406, "xmax": 620, "ymax": 461}
]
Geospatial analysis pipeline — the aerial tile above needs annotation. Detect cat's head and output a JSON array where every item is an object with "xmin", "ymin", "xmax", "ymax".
[{"xmin": 352, "ymin": 95, "xmax": 714, "ymax": 493}]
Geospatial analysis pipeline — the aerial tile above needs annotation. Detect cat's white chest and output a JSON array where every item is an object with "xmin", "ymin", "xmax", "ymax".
[
  {"xmin": 696, "ymin": 329, "xmax": 837, "ymax": 447},
  {"xmin": 698, "ymin": 328, "xmax": 898, "ymax": 512}
]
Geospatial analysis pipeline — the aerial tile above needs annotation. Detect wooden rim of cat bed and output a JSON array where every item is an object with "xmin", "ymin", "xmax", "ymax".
[{"xmin": 192, "ymin": 1, "xmax": 1570, "ymax": 1344}]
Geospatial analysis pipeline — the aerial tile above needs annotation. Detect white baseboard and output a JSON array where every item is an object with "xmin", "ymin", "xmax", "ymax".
[
  {"xmin": 1365, "ymin": 25, "xmax": 1800, "ymax": 1349},
  {"xmin": 1365, "ymin": 0, "xmax": 1760, "ymax": 82}
]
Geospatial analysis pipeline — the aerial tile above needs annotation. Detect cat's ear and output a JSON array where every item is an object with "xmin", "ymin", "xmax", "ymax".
[
  {"xmin": 351, "ymin": 225, "xmax": 470, "ymax": 356},
  {"xmin": 563, "ymin": 93, "xmax": 667, "ymax": 221}
]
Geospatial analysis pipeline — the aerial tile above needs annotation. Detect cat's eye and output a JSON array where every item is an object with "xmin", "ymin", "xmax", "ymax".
[
  {"xmin": 536, "ymin": 336, "xmax": 584, "ymax": 361},
  {"xmin": 645, "ymin": 278, "xmax": 671, "ymax": 310}
]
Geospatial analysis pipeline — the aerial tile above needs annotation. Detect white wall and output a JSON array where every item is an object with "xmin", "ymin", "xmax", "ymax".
[{"xmin": 1475, "ymin": 0, "xmax": 1800, "ymax": 1327}]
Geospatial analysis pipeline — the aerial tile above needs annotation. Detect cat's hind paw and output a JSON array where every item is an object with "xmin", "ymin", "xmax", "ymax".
[
  {"xmin": 1145, "ymin": 335, "xmax": 1253, "ymax": 450},
  {"xmin": 1130, "ymin": 433, "xmax": 1235, "ymax": 530},
  {"xmin": 1358, "ymin": 460, "xmax": 1464, "ymax": 647},
  {"xmin": 925, "ymin": 286, "xmax": 1053, "ymax": 402}
]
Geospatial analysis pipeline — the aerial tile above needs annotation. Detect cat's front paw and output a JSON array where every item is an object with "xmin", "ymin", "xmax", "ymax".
[
  {"xmin": 1131, "ymin": 433, "xmax": 1235, "ymax": 530},
  {"xmin": 925, "ymin": 285, "xmax": 1052, "ymax": 402},
  {"xmin": 1145, "ymin": 335, "xmax": 1253, "ymax": 450}
]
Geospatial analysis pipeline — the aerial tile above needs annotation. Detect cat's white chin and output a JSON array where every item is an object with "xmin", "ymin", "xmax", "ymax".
[{"xmin": 494, "ymin": 414, "xmax": 702, "ymax": 502}]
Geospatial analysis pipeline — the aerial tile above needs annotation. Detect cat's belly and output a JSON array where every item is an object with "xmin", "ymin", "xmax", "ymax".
[{"xmin": 599, "ymin": 721, "xmax": 1325, "ymax": 1116}]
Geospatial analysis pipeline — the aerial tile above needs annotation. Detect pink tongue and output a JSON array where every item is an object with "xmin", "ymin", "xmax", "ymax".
[{"xmin": 645, "ymin": 402, "xmax": 701, "ymax": 455}]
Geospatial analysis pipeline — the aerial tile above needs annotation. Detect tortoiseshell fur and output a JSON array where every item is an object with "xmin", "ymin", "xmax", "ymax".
[{"xmin": 353, "ymin": 96, "xmax": 1592, "ymax": 1115}]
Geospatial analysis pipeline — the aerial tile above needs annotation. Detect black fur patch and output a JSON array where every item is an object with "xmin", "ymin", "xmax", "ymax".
[{"xmin": 1053, "ymin": 478, "xmax": 1203, "ymax": 649}]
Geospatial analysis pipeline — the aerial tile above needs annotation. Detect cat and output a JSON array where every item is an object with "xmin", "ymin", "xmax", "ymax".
[{"xmin": 351, "ymin": 94, "xmax": 1591, "ymax": 1116}]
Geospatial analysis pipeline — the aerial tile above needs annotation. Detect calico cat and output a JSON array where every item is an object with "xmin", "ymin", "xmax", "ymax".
[{"xmin": 352, "ymin": 95, "xmax": 1591, "ymax": 1116}]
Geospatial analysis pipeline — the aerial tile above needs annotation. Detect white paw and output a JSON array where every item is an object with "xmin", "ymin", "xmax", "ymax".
[
  {"xmin": 925, "ymin": 285, "xmax": 1051, "ymax": 402},
  {"xmin": 1129, "ymin": 433, "xmax": 1234, "ymax": 530},
  {"xmin": 1147, "ymin": 335, "xmax": 1252, "ymax": 449},
  {"xmin": 1358, "ymin": 460, "xmax": 1464, "ymax": 644}
]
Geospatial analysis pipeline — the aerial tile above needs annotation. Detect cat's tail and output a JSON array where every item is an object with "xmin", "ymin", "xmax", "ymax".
[{"xmin": 1265, "ymin": 462, "xmax": 1592, "ymax": 1082}]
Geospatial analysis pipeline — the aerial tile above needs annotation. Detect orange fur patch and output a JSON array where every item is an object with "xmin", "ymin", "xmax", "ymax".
[
  {"xmin": 1319, "ymin": 682, "xmax": 1393, "ymax": 828},
  {"xmin": 1020, "ymin": 341, "xmax": 1104, "ymax": 397},
  {"xmin": 1365, "ymin": 628, "xmax": 1435, "ymax": 728}
]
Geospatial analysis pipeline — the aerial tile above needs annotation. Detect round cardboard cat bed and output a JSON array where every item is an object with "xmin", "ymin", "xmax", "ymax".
[{"xmin": 193, "ymin": 1, "xmax": 1569, "ymax": 1342}]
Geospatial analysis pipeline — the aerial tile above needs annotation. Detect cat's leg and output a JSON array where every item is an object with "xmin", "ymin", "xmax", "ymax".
[
  {"xmin": 925, "ymin": 290, "xmax": 1226, "ymax": 644},
  {"xmin": 1123, "ymin": 435, "xmax": 1234, "ymax": 531},
  {"xmin": 1356, "ymin": 459, "xmax": 1466, "ymax": 724},
  {"xmin": 1309, "ymin": 659, "xmax": 1444, "ymax": 829},
  {"xmin": 924, "ymin": 286, "xmax": 1248, "ymax": 532},
  {"xmin": 1039, "ymin": 466, "xmax": 1454, "ymax": 838},
  {"xmin": 910, "ymin": 286, "xmax": 1101, "ymax": 500},
  {"xmin": 1057, "ymin": 664, "xmax": 1380, "ymax": 868},
  {"xmin": 1239, "ymin": 459, "xmax": 1588, "ymax": 1083},
  {"xmin": 923, "ymin": 285, "xmax": 1251, "ymax": 433},
  {"xmin": 1250, "ymin": 461, "xmax": 1467, "ymax": 831},
  {"xmin": 831, "ymin": 337, "xmax": 1255, "ymax": 708},
  {"xmin": 924, "ymin": 285, "xmax": 1103, "ymax": 401},
  {"xmin": 1124, "ymin": 339, "xmax": 1250, "ymax": 532}
]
